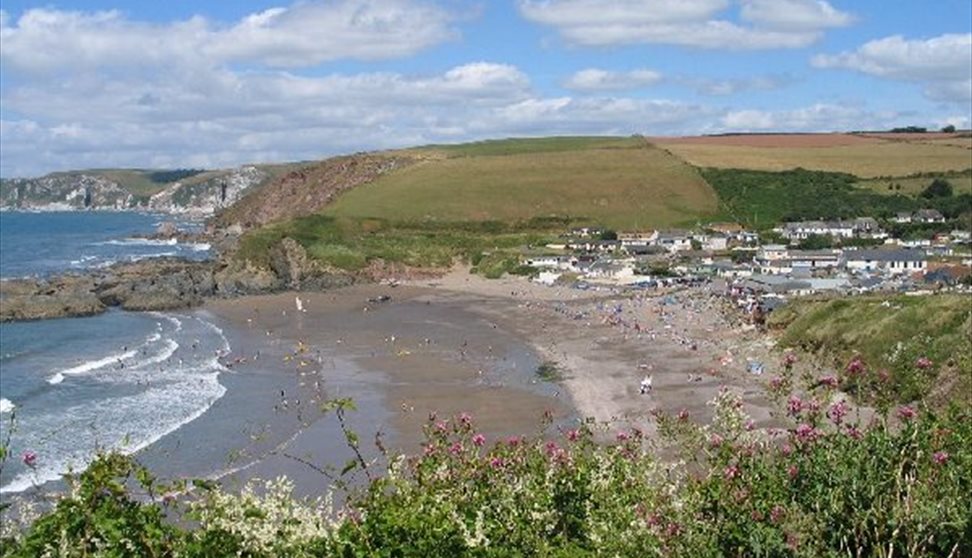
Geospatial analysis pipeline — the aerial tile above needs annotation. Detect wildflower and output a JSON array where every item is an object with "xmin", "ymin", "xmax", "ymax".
[
  {"xmin": 458, "ymin": 412, "xmax": 473, "ymax": 427},
  {"xmin": 751, "ymin": 510, "xmax": 764, "ymax": 522},
  {"xmin": 819, "ymin": 375, "xmax": 838, "ymax": 388},
  {"xmin": 423, "ymin": 444, "xmax": 436, "ymax": 457},
  {"xmin": 787, "ymin": 465, "xmax": 799, "ymax": 480},
  {"xmin": 435, "ymin": 421, "xmax": 448, "ymax": 432},
  {"xmin": 489, "ymin": 457, "xmax": 505, "ymax": 470},
  {"xmin": 915, "ymin": 356, "xmax": 933, "ymax": 370},
  {"xmin": 616, "ymin": 431, "xmax": 630, "ymax": 442},
  {"xmin": 933, "ymin": 451, "xmax": 949, "ymax": 465},
  {"xmin": 827, "ymin": 400, "xmax": 849, "ymax": 426},
  {"xmin": 897, "ymin": 406, "xmax": 917, "ymax": 421},
  {"xmin": 545, "ymin": 441, "xmax": 559, "ymax": 456},
  {"xmin": 845, "ymin": 356, "xmax": 864, "ymax": 376},
  {"xmin": 782, "ymin": 352, "xmax": 797, "ymax": 367},
  {"xmin": 723, "ymin": 464, "xmax": 739, "ymax": 480},
  {"xmin": 472, "ymin": 433, "xmax": 486, "ymax": 447},
  {"xmin": 449, "ymin": 441, "xmax": 463, "ymax": 455},
  {"xmin": 677, "ymin": 409, "xmax": 689, "ymax": 421},
  {"xmin": 506, "ymin": 436, "xmax": 521, "ymax": 447},
  {"xmin": 21, "ymin": 451, "xmax": 37, "ymax": 468},
  {"xmin": 565, "ymin": 429, "xmax": 580, "ymax": 442},
  {"xmin": 769, "ymin": 376, "xmax": 785, "ymax": 391},
  {"xmin": 709, "ymin": 434, "xmax": 724, "ymax": 448},
  {"xmin": 786, "ymin": 395, "xmax": 803, "ymax": 417},
  {"xmin": 769, "ymin": 505, "xmax": 785, "ymax": 524},
  {"xmin": 665, "ymin": 522, "xmax": 681, "ymax": 537},
  {"xmin": 780, "ymin": 443, "xmax": 793, "ymax": 457},
  {"xmin": 794, "ymin": 423, "xmax": 819, "ymax": 443},
  {"xmin": 745, "ymin": 419, "xmax": 756, "ymax": 431},
  {"xmin": 845, "ymin": 426, "xmax": 862, "ymax": 440}
]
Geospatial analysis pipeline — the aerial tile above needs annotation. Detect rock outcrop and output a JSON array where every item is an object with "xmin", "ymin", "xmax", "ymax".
[{"xmin": 0, "ymin": 166, "xmax": 270, "ymax": 215}]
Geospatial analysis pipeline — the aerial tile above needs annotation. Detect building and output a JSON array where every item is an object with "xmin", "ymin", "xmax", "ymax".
[
  {"xmin": 777, "ymin": 220, "xmax": 854, "ymax": 241},
  {"xmin": 653, "ymin": 230, "xmax": 692, "ymax": 253},
  {"xmin": 914, "ymin": 209, "xmax": 946, "ymax": 223},
  {"xmin": 618, "ymin": 231, "xmax": 657, "ymax": 249},
  {"xmin": 844, "ymin": 249, "xmax": 927, "ymax": 275}
]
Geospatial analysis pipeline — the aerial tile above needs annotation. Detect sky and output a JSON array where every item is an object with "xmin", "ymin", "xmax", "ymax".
[{"xmin": 0, "ymin": 0, "xmax": 970, "ymax": 177}]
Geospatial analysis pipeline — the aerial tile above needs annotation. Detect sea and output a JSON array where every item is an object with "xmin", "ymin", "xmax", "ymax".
[{"xmin": 0, "ymin": 211, "xmax": 226, "ymax": 493}]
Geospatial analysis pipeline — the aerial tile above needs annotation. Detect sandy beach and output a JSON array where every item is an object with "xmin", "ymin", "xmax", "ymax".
[{"xmin": 180, "ymin": 266, "xmax": 790, "ymax": 495}]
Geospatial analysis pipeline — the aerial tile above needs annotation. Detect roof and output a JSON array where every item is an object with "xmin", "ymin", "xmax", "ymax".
[{"xmin": 846, "ymin": 249, "xmax": 927, "ymax": 262}]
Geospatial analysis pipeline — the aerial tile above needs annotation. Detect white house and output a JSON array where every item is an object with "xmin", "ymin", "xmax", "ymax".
[
  {"xmin": 777, "ymin": 220, "xmax": 854, "ymax": 241},
  {"xmin": 844, "ymin": 249, "xmax": 927, "ymax": 275},
  {"xmin": 914, "ymin": 209, "xmax": 946, "ymax": 223},
  {"xmin": 654, "ymin": 230, "xmax": 692, "ymax": 253},
  {"xmin": 618, "ymin": 231, "xmax": 658, "ymax": 248}
]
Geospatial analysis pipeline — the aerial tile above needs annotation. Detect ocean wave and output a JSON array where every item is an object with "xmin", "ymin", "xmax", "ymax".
[
  {"xmin": 0, "ymin": 398, "xmax": 14, "ymax": 414},
  {"xmin": 1, "ymin": 313, "xmax": 229, "ymax": 494},
  {"xmin": 47, "ymin": 349, "xmax": 139, "ymax": 384},
  {"xmin": 97, "ymin": 238, "xmax": 179, "ymax": 247}
]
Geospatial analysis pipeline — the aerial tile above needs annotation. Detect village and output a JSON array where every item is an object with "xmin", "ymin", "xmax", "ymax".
[{"xmin": 522, "ymin": 212, "xmax": 972, "ymax": 316}]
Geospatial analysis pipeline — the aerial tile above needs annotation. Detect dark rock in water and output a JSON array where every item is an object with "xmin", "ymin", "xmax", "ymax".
[
  {"xmin": 0, "ymin": 276, "xmax": 105, "ymax": 321},
  {"xmin": 155, "ymin": 221, "xmax": 179, "ymax": 236}
]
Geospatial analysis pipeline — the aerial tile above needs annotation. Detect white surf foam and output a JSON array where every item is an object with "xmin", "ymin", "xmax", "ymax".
[
  {"xmin": 0, "ymin": 398, "xmax": 14, "ymax": 414},
  {"xmin": 98, "ymin": 238, "xmax": 179, "ymax": 247},
  {"xmin": 48, "ymin": 349, "xmax": 139, "ymax": 384}
]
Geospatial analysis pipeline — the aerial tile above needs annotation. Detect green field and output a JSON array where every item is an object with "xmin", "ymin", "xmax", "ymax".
[
  {"xmin": 769, "ymin": 294, "xmax": 972, "ymax": 404},
  {"xmin": 856, "ymin": 169, "xmax": 972, "ymax": 196},
  {"xmin": 325, "ymin": 137, "xmax": 718, "ymax": 230}
]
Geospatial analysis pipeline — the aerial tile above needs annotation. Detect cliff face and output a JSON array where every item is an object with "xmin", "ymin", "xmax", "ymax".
[{"xmin": 0, "ymin": 166, "xmax": 270, "ymax": 215}]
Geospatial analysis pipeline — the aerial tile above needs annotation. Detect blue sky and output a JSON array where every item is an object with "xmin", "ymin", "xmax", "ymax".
[{"xmin": 1, "ymin": 0, "xmax": 969, "ymax": 176}]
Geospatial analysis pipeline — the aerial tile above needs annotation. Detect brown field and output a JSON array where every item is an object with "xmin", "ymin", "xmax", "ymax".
[
  {"xmin": 649, "ymin": 133, "xmax": 881, "ymax": 148},
  {"xmin": 655, "ymin": 139, "xmax": 972, "ymax": 178}
]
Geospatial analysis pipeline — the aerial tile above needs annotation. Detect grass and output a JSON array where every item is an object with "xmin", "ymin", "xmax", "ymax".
[
  {"xmin": 236, "ymin": 215, "xmax": 559, "ymax": 276},
  {"xmin": 534, "ymin": 360, "xmax": 563, "ymax": 382},
  {"xmin": 325, "ymin": 137, "xmax": 719, "ymax": 230},
  {"xmin": 768, "ymin": 294, "xmax": 972, "ymax": 404},
  {"xmin": 856, "ymin": 169, "xmax": 972, "ymax": 196},
  {"xmin": 657, "ymin": 141, "xmax": 972, "ymax": 178}
]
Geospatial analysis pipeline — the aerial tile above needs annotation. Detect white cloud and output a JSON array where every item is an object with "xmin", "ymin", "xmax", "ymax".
[
  {"xmin": 812, "ymin": 34, "xmax": 972, "ymax": 105},
  {"xmin": 684, "ymin": 74, "xmax": 794, "ymax": 96},
  {"xmin": 740, "ymin": 0, "xmax": 852, "ymax": 31},
  {"xmin": 0, "ymin": 1, "xmax": 456, "ymax": 73},
  {"xmin": 720, "ymin": 103, "xmax": 903, "ymax": 132},
  {"xmin": 564, "ymin": 68, "xmax": 662, "ymax": 91},
  {"xmin": 517, "ymin": 0, "xmax": 851, "ymax": 49}
]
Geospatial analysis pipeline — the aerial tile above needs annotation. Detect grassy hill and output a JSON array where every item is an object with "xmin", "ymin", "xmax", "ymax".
[
  {"xmin": 768, "ymin": 294, "xmax": 972, "ymax": 405},
  {"xmin": 324, "ymin": 137, "xmax": 718, "ymax": 230}
]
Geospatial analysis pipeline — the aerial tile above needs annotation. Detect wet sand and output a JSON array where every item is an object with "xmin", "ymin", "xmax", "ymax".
[{"xmin": 195, "ymin": 268, "xmax": 786, "ymax": 493}]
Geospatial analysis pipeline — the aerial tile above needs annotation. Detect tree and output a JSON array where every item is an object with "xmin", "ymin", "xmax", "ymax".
[
  {"xmin": 599, "ymin": 229, "xmax": 618, "ymax": 241},
  {"xmin": 921, "ymin": 178, "xmax": 953, "ymax": 199},
  {"xmin": 797, "ymin": 234, "xmax": 833, "ymax": 250},
  {"xmin": 941, "ymin": 124, "xmax": 957, "ymax": 133}
]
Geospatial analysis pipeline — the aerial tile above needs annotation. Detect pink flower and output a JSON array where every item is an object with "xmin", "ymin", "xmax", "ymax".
[
  {"xmin": 751, "ymin": 510, "xmax": 764, "ymax": 522},
  {"xmin": 845, "ymin": 356, "xmax": 865, "ymax": 376},
  {"xmin": 709, "ymin": 434, "xmax": 724, "ymax": 448},
  {"xmin": 489, "ymin": 456, "xmax": 506, "ymax": 470},
  {"xmin": 616, "ymin": 431, "xmax": 630, "ymax": 442},
  {"xmin": 723, "ymin": 464, "xmax": 739, "ymax": 480},
  {"xmin": 506, "ymin": 436, "xmax": 521, "ymax": 447},
  {"xmin": 769, "ymin": 376, "xmax": 784, "ymax": 391},
  {"xmin": 745, "ymin": 419, "xmax": 756, "ymax": 431},
  {"xmin": 827, "ymin": 400, "xmax": 849, "ymax": 426},
  {"xmin": 677, "ymin": 409, "xmax": 689, "ymax": 421},
  {"xmin": 845, "ymin": 426, "xmax": 862, "ymax": 440},
  {"xmin": 423, "ymin": 444, "xmax": 436, "ymax": 457},
  {"xmin": 915, "ymin": 356, "xmax": 933, "ymax": 370},
  {"xmin": 545, "ymin": 441, "xmax": 559, "ymax": 456},
  {"xmin": 449, "ymin": 441, "xmax": 463, "ymax": 455},
  {"xmin": 933, "ymin": 451, "xmax": 949, "ymax": 465},
  {"xmin": 786, "ymin": 395, "xmax": 803, "ymax": 417},
  {"xmin": 435, "ymin": 421, "xmax": 448, "ymax": 432},
  {"xmin": 897, "ymin": 406, "xmax": 917, "ymax": 421},
  {"xmin": 769, "ymin": 505, "xmax": 785, "ymax": 524},
  {"xmin": 819, "ymin": 375, "xmax": 838, "ymax": 388},
  {"xmin": 780, "ymin": 443, "xmax": 793, "ymax": 457},
  {"xmin": 472, "ymin": 433, "xmax": 486, "ymax": 447},
  {"xmin": 794, "ymin": 423, "xmax": 819, "ymax": 443},
  {"xmin": 782, "ymin": 352, "xmax": 797, "ymax": 367},
  {"xmin": 458, "ymin": 412, "xmax": 473, "ymax": 427},
  {"xmin": 787, "ymin": 465, "xmax": 799, "ymax": 480},
  {"xmin": 21, "ymin": 451, "xmax": 37, "ymax": 468},
  {"xmin": 565, "ymin": 429, "xmax": 580, "ymax": 442}
]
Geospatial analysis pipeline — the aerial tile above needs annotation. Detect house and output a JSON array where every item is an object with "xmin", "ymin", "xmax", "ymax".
[
  {"xmin": 950, "ymin": 229, "xmax": 971, "ymax": 243},
  {"xmin": 851, "ymin": 217, "xmax": 887, "ymax": 239},
  {"xmin": 570, "ymin": 239, "xmax": 620, "ymax": 253},
  {"xmin": 569, "ymin": 227, "xmax": 603, "ymax": 238},
  {"xmin": 699, "ymin": 234, "xmax": 728, "ymax": 251},
  {"xmin": 914, "ymin": 209, "xmax": 946, "ymax": 223},
  {"xmin": 525, "ymin": 255, "xmax": 566, "ymax": 269},
  {"xmin": 653, "ymin": 230, "xmax": 692, "ymax": 253},
  {"xmin": 777, "ymin": 220, "xmax": 854, "ymax": 241},
  {"xmin": 788, "ymin": 250, "xmax": 842, "ymax": 272},
  {"xmin": 756, "ymin": 244, "xmax": 789, "ymax": 261},
  {"xmin": 618, "ymin": 231, "xmax": 657, "ymax": 249},
  {"xmin": 844, "ymin": 249, "xmax": 927, "ymax": 275},
  {"xmin": 893, "ymin": 212, "xmax": 913, "ymax": 224},
  {"xmin": 706, "ymin": 222, "xmax": 745, "ymax": 235}
]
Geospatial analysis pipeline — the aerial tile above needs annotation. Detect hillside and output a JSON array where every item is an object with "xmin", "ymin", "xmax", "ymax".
[
  {"xmin": 768, "ymin": 294, "xmax": 972, "ymax": 405},
  {"xmin": 654, "ymin": 133, "xmax": 972, "ymax": 178},
  {"xmin": 324, "ymin": 137, "xmax": 718, "ymax": 230}
]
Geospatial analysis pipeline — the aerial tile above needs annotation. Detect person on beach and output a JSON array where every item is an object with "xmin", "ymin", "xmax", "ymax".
[{"xmin": 640, "ymin": 374, "xmax": 653, "ymax": 395}]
